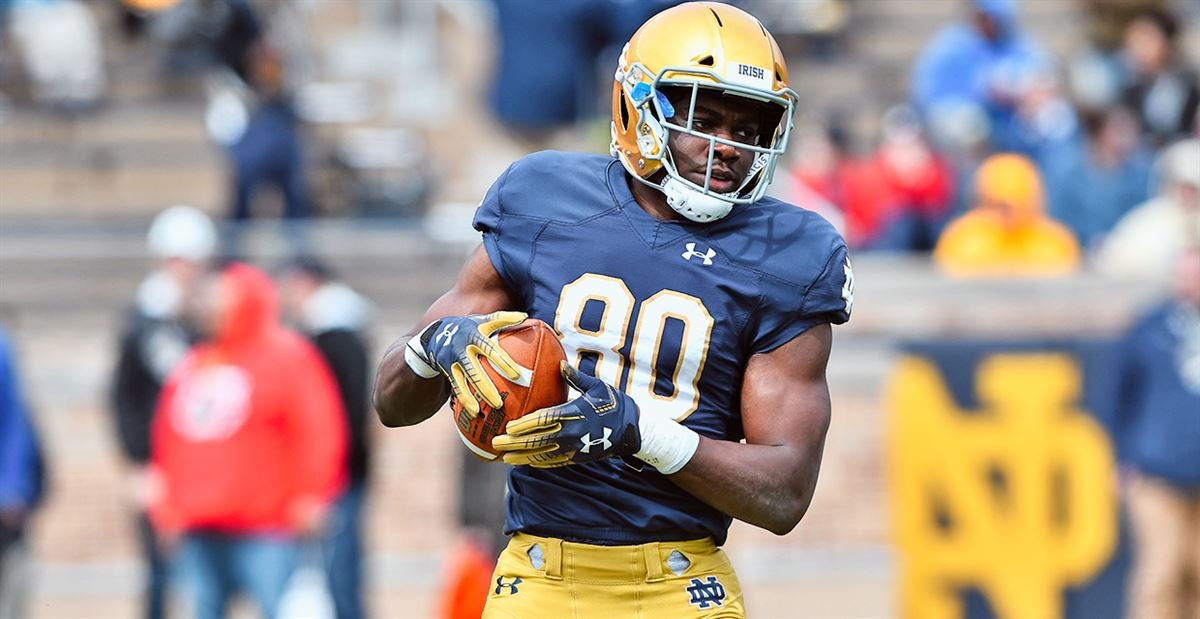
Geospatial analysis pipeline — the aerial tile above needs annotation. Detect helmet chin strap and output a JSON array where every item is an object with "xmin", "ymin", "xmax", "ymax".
[{"xmin": 660, "ymin": 176, "xmax": 735, "ymax": 223}]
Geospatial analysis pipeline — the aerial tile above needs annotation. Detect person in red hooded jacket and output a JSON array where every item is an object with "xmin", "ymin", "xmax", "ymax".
[{"xmin": 150, "ymin": 263, "xmax": 346, "ymax": 619}]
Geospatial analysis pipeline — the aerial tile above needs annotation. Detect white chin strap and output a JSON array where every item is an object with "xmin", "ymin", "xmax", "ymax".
[{"xmin": 661, "ymin": 176, "xmax": 735, "ymax": 223}]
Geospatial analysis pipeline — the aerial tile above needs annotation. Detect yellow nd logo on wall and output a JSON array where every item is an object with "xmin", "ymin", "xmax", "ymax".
[{"xmin": 887, "ymin": 353, "xmax": 1117, "ymax": 619}]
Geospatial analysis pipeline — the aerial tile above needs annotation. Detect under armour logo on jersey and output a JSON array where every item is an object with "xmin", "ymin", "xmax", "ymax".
[
  {"xmin": 494, "ymin": 576, "xmax": 522, "ymax": 595},
  {"xmin": 682, "ymin": 242, "xmax": 716, "ymax": 265},
  {"xmin": 579, "ymin": 427, "xmax": 613, "ymax": 453},
  {"xmin": 685, "ymin": 576, "xmax": 727, "ymax": 609},
  {"xmin": 435, "ymin": 323, "xmax": 459, "ymax": 347}
]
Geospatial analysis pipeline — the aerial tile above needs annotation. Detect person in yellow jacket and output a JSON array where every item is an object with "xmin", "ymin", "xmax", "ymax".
[{"xmin": 935, "ymin": 153, "xmax": 1080, "ymax": 276}]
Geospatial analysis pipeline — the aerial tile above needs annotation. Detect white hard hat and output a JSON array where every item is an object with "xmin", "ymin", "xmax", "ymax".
[{"xmin": 146, "ymin": 205, "xmax": 217, "ymax": 262}]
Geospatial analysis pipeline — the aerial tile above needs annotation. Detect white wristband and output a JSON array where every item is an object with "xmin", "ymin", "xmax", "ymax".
[
  {"xmin": 634, "ymin": 412, "xmax": 700, "ymax": 475},
  {"xmin": 404, "ymin": 340, "xmax": 440, "ymax": 379}
]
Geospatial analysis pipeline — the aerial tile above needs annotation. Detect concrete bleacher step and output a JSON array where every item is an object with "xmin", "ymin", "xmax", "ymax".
[
  {"xmin": 0, "ymin": 220, "xmax": 471, "ymax": 327},
  {"xmin": 0, "ymin": 100, "xmax": 223, "ymax": 215},
  {"xmin": 788, "ymin": 60, "xmax": 880, "ymax": 107},
  {"xmin": 852, "ymin": 0, "xmax": 965, "ymax": 20},
  {"xmin": 0, "ymin": 102, "xmax": 210, "ymax": 143},
  {"xmin": 0, "ymin": 166, "xmax": 225, "ymax": 214}
]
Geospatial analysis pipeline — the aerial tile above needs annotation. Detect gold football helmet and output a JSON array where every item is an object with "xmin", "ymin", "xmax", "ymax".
[{"xmin": 611, "ymin": 2, "xmax": 798, "ymax": 222}]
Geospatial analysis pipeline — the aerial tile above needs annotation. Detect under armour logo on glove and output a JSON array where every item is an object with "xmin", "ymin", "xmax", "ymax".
[
  {"xmin": 405, "ymin": 312, "xmax": 527, "ymax": 415},
  {"xmin": 434, "ymin": 323, "xmax": 460, "ymax": 347},
  {"xmin": 579, "ymin": 428, "xmax": 613, "ymax": 453},
  {"xmin": 492, "ymin": 362, "xmax": 641, "ymax": 467}
]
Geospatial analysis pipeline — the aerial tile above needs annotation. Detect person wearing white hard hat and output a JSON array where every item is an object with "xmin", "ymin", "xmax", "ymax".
[
  {"xmin": 109, "ymin": 204, "xmax": 216, "ymax": 619},
  {"xmin": 1096, "ymin": 138, "xmax": 1200, "ymax": 282}
]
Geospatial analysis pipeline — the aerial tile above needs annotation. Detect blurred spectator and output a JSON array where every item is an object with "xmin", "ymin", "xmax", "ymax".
[
  {"xmin": 910, "ymin": 0, "xmax": 1050, "ymax": 154},
  {"xmin": 150, "ymin": 263, "xmax": 346, "ymax": 619},
  {"xmin": 438, "ymin": 530, "xmax": 494, "ymax": 619},
  {"xmin": 488, "ymin": 0, "xmax": 675, "ymax": 149},
  {"xmin": 279, "ymin": 257, "xmax": 372, "ymax": 619},
  {"xmin": 787, "ymin": 109, "xmax": 954, "ymax": 251},
  {"xmin": 117, "ymin": 0, "xmax": 155, "ymax": 41},
  {"xmin": 458, "ymin": 444, "xmax": 510, "ymax": 554},
  {"xmin": 488, "ymin": 0, "xmax": 608, "ymax": 148},
  {"xmin": 1006, "ymin": 65, "xmax": 1080, "ymax": 163},
  {"xmin": 855, "ymin": 106, "xmax": 956, "ymax": 251},
  {"xmin": 934, "ymin": 153, "xmax": 1079, "ymax": 276},
  {"xmin": 5, "ymin": 0, "xmax": 105, "ymax": 111},
  {"xmin": 111, "ymin": 205, "xmax": 217, "ymax": 619},
  {"xmin": 149, "ymin": 0, "xmax": 261, "ymax": 82},
  {"xmin": 438, "ymin": 452, "xmax": 510, "ymax": 619},
  {"xmin": 1096, "ymin": 138, "xmax": 1200, "ymax": 280},
  {"xmin": 1066, "ymin": 0, "xmax": 1166, "ymax": 112},
  {"xmin": 1119, "ymin": 7, "xmax": 1199, "ymax": 147},
  {"xmin": 1081, "ymin": 0, "xmax": 1167, "ymax": 53},
  {"xmin": 223, "ymin": 41, "xmax": 312, "ymax": 259},
  {"xmin": 1115, "ymin": 246, "xmax": 1200, "ymax": 619},
  {"xmin": 0, "ymin": 327, "xmax": 45, "ymax": 619},
  {"xmin": 784, "ymin": 118, "xmax": 854, "ymax": 237},
  {"xmin": 1045, "ymin": 105, "xmax": 1153, "ymax": 250}
]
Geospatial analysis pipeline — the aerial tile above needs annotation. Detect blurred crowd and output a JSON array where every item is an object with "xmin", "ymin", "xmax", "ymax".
[
  {"xmin": 784, "ymin": 0, "xmax": 1198, "ymax": 283},
  {"xmin": 1, "ymin": 0, "xmax": 315, "ymax": 259},
  {"xmin": 0, "ymin": 0, "xmax": 1197, "ymax": 618},
  {"xmin": 0, "ymin": 0, "xmax": 1195, "ymax": 274},
  {"xmin": 105, "ymin": 205, "xmax": 374, "ymax": 619}
]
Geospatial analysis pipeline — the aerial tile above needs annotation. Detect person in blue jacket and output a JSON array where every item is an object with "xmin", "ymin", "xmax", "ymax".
[
  {"xmin": 1116, "ymin": 246, "xmax": 1200, "ymax": 619},
  {"xmin": 910, "ymin": 0, "xmax": 1050, "ymax": 153},
  {"xmin": 0, "ymin": 326, "xmax": 45, "ymax": 618}
]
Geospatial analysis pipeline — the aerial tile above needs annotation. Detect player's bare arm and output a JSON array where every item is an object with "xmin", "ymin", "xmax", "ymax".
[
  {"xmin": 670, "ymin": 323, "xmax": 833, "ymax": 535},
  {"xmin": 373, "ymin": 246, "xmax": 518, "ymax": 427}
]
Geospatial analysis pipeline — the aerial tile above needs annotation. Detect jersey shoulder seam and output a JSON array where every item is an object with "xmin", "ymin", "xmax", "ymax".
[{"xmin": 798, "ymin": 246, "xmax": 846, "ymax": 316}]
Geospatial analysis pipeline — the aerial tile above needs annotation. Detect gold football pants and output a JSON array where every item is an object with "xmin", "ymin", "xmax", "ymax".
[{"xmin": 482, "ymin": 532, "xmax": 745, "ymax": 618}]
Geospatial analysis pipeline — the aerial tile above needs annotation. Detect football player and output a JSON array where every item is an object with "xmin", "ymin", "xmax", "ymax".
[{"xmin": 374, "ymin": 3, "xmax": 852, "ymax": 616}]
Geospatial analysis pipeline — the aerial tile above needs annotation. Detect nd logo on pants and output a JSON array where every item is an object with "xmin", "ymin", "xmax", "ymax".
[{"xmin": 483, "ymin": 533, "xmax": 745, "ymax": 618}]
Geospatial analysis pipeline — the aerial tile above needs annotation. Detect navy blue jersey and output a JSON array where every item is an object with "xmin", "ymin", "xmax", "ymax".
[{"xmin": 473, "ymin": 151, "xmax": 852, "ymax": 545}]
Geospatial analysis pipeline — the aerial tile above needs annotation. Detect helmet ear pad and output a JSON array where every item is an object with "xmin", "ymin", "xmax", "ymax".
[
  {"xmin": 611, "ymin": 71, "xmax": 667, "ymax": 179},
  {"xmin": 637, "ymin": 114, "xmax": 667, "ymax": 160}
]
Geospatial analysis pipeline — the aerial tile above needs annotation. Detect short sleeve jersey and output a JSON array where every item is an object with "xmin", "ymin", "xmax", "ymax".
[{"xmin": 473, "ymin": 151, "xmax": 852, "ymax": 545}]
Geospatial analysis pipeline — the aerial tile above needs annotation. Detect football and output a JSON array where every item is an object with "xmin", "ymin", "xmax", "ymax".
[{"xmin": 450, "ymin": 318, "xmax": 568, "ymax": 460}]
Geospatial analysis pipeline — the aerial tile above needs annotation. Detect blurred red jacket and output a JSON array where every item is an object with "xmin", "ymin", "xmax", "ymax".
[
  {"xmin": 793, "ymin": 141, "xmax": 953, "ymax": 249},
  {"xmin": 151, "ymin": 263, "xmax": 346, "ymax": 535}
]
